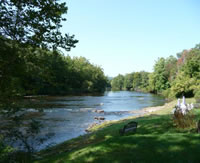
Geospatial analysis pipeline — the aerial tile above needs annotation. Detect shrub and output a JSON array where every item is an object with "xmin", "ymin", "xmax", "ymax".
[{"xmin": 173, "ymin": 109, "xmax": 196, "ymax": 129}]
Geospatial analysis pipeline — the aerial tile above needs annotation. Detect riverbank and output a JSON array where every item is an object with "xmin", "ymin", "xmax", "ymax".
[
  {"xmin": 35, "ymin": 98, "xmax": 200, "ymax": 162},
  {"xmin": 86, "ymin": 99, "xmax": 177, "ymax": 133}
]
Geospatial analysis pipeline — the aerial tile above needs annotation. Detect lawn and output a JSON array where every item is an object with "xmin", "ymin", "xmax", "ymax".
[{"xmin": 36, "ymin": 98, "xmax": 200, "ymax": 163}]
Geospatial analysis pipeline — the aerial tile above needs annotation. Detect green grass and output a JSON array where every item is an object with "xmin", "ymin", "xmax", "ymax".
[{"xmin": 36, "ymin": 98, "xmax": 200, "ymax": 163}]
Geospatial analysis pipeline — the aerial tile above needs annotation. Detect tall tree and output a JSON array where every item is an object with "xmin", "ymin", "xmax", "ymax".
[
  {"xmin": 164, "ymin": 55, "xmax": 177, "ymax": 82},
  {"xmin": 0, "ymin": 1, "xmax": 78, "ymax": 161},
  {"xmin": 0, "ymin": 0, "xmax": 78, "ymax": 50},
  {"xmin": 152, "ymin": 58, "xmax": 169, "ymax": 92},
  {"xmin": 124, "ymin": 73, "xmax": 134, "ymax": 90},
  {"xmin": 0, "ymin": 0, "xmax": 78, "ymax": 97},
  {"xmin": 111, "ymin": 74, "xmax": 124, "ymax": 90},
  {"xmin": 132, "ymin": 72, "xmax": 142, "ymax": 90}
]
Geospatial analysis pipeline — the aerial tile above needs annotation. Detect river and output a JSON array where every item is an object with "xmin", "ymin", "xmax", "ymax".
[{"xmin": 22, "ymin": 91, "xmax": 165, "ymax": 150}]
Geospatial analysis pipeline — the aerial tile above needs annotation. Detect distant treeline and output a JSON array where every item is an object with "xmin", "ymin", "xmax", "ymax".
[
  {"xmin": 111, "ymin": 43, "xmax": 200, "ymax": 98},
  {"xmin": 0, "ymin": 37, "xmax": 109, "ymax": 96}
]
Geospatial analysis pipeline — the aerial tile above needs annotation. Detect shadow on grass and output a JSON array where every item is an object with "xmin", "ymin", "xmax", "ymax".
[{"xmin": 38, "ymin": 113, "xmax": 200, "ymax": 163}]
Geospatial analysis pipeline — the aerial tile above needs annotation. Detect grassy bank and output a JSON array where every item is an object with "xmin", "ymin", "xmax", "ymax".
[{"xmin": 36, "ymin": 98, "xmax": 200, "ymax": 163}]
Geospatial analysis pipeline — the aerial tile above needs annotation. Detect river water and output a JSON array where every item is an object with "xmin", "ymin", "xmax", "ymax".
[{"xmin": 24, "ymin": 91, "xmax": 165, "ymax": 150}]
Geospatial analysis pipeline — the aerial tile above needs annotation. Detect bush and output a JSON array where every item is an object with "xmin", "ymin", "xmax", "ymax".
[{"xmin": 173, "ymin": 109, "xmax": 196, "ymax": 129}]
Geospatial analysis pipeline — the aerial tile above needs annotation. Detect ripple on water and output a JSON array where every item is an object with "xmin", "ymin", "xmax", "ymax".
[{"xmin": 16, "ymin": 91, "xmax": 165, "ymax": 151}]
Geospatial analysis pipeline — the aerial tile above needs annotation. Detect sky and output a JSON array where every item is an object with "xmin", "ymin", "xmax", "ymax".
[{"xmin": 61, "ymin": 0, "xmax": 200, "ymax": 77}]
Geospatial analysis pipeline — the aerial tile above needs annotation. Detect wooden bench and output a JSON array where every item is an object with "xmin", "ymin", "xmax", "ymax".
[{"xmin": 119, "ymin": 121, "xmax": 138, "ymax": 135}]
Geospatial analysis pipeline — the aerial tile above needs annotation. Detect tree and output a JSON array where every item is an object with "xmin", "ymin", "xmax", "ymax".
[
  {"xmin": 152, "ymin": 58, "xmax": 170, "ymax": 92},
  {"xmin": 123, "ymin": 73, "xmax": 134, "ymax": 90},
  {"xmin": 181, "ymin": 49, "xmax": 200, "ymax": 79},
  {"xmin": 0, "ymin": 0, "xmax": 78, "ymax": 50},
  {"xmin": 111, "ymin": 75, "xmax": 124, "ymax": 90},
  {"xmin": 165, "ymin": 56, "xmax": 177, "ymax": 82},
  {"xmin": 0, "ymin": 1, "xmax": 78, "ymax": 161},
  {"xmin": 170, "ymin": 72, "xmax": 196, "ymax": 97},
  {"xmin": 139, "ymin": 71, "xmax": 150, "ymax": 90},
  {"xmin": 148, "ymin": 73, "xmax": 156, "ymax": 93},
  {"xmin": 132, "ymin": 72, "xmax": 142, "ymax": 90},
  {"xmin": 0, "ymin": 0, "xmax": 78, "ymax": 97},
  {"xmin": 169, "ymin": 47, "xmax": 200, "ymax": 98},
  {"xmin": 176, "ymin": 50, "xmax": 190, "ymax": 69}
]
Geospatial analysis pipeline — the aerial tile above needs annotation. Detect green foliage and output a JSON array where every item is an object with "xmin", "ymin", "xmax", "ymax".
[
  {"xmin": 181, "ymin": 49, "xmax": 200, "ymax": 79},
  {"xmin": 194, "ymin": 90, "xmax": 200, "ymax": 103},
  {"xmin": 168, "ymin": 47, "xmax": 200, "ymax": 98},
  {"xmin": 0, "ymin": 37, "xmax": 26, "ymax": 97},
  {"xmin": 111, "ymin": 71, "xmax": 150, "ymax": 91},
  {"xmin": 139, "ymin": 71, "xmax": 150, "ymax": 90},
  {"xmin": 148, "ymin": 45, "xmax": 200, "ymax": 98},
  {"xmin": 111, "ymin": 74, "xmax": 124, "ymax": 90},
  {"xmin": 69, "ymin": 57, "xmax": 107, "ymax": 93},
  {"xmin": 123, "ymin": 73, "xmax": 134, "ymax": 90},
  {"xmin": 0, "ymin": 0, "xmax": 79, "ymax": 97},
  {"xmin": 165, "ymin": 55, "xmax": 177, "ymax": 82},
  {"xmin": 132, "ymin": 71, "xmax": 150, "ymax": 91},
  {"xmin": 170, "ymin": 72, "xmax": 196, "ymax": 98},
  {"xmin": 132, "ymin": 72, "xmax": 142, "ymax": 90},
  {"xmin": 148, "ymin": 73, "xmax": 156, "ymax": 93},
  {"xmin": 0, "ymin": 39, "xmax": 108, "ymax": 95},
  {"xmin": 0, "ymin": 0, "xmax": 78, "ymax": 51},
  {"xmin": 110, "ymin": 43, "xmax": 200, "ymax": 99},
  {"xmin": 161, "ymin": 89, "xmax": 171, "ymax": 98},
  {"xmin": 152, "ymin": 58, "xmax": 170, "ymax": 92}
]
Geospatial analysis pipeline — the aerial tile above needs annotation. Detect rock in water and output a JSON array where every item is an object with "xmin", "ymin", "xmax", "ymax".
[
  {"xmin": 93, "ymin": 109, "xmax": 104, "ymax": 113},
  {"xmin": 94, "ymin": 116, "xmax": 105, "ymax": 120},
  {"xmin": 96, "ymin": 109, "xmax": 104, "ymax": 113}
]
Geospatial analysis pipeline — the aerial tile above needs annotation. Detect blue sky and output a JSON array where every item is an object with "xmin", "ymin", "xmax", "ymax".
[{"xmin": 61, "ymin": 0, "xmax": 200, "ymax": 77}]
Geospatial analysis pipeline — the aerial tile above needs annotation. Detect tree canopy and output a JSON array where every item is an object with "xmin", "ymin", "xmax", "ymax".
[{"xmin": 0, "ymin": 0, "xmax": 78, "ymax": 50}]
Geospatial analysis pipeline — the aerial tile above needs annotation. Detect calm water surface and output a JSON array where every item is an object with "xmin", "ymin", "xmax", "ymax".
[{"xmin": 27, "ymin": 91, "xmax": 165, "ymax": 150}]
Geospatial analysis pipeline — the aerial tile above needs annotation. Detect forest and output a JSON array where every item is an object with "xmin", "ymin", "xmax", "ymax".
[
  {"xmin": 0, "ymin": 37, "xmax": 108, "ymax": 96},
  {"xmin": 111, "ymin": 44, "xmax": 200, "ymax": 99}
]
